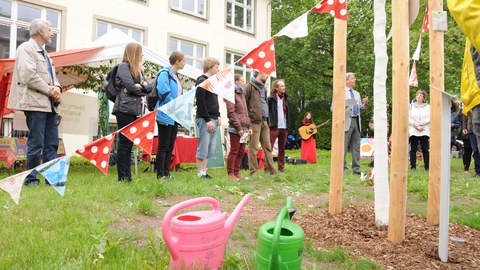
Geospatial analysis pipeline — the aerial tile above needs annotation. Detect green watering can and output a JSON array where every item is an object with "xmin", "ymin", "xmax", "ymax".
[{"xmin": 255, "ymin": 197, "xmax": 304, "ymax": 270}]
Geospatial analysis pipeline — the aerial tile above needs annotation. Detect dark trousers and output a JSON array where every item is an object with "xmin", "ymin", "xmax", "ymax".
[
  {"xmin": 24, "ymin": 111, "xmax": 59, "ymax": 185},
  {"xmin": 227, "ymin": 132, "xmax": 246, "ymax": 176},
  {"xmin": 467, "ymin": 133, "xmax": 480, "ymax": 175},
  {"xmin": 116, "ymin": 113, "xmax": 136, "ymax": 181},
  {"xmin": 270, "ymin": 128, "xmax": 288, "ymax": 170},
  {"xmin": 156, "ymin": 122, "xmax": 178, "ymax": 177},
  {"xmin": 409, "ymin": 135, "xmax": 429, "ymax": 170}
]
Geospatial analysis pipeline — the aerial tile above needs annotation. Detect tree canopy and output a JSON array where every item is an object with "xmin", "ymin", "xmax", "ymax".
[{"xmin": 272, "ymin": 0, "xmax": 464, "ymax": 148}]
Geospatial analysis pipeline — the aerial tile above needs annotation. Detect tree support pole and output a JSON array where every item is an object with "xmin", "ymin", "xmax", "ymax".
[
  {"xmin": 427, "ymin": 0, "xmax": 444, "ymax": 225},
  {"xmin": 387, "ymin": 0, "xmax": 409, "ymax": 243},
  {"xmin": 329, "ymin": 18, "xmax": 347, "ymax": 215}
]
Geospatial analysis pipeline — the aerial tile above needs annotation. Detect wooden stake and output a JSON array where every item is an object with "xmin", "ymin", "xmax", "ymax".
[
  {"xmin": 329, "ymin": 18, "xmax": 347, "ymax": 215},
  {"xmin": 387, "ymin": 0, "xmax": 409, "ymax": 243},
  {"xmin": 427, "ymin": 0, "xmax": 444, "ymax": 225}
]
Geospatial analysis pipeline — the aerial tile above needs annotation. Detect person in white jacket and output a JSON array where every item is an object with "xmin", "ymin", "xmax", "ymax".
[{"xmin": 409, "ymin": 89, "xmax": 430, "ymax": 171}]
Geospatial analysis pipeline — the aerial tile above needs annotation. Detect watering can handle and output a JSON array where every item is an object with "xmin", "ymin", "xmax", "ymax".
[
  {"xmin": 161, "ymin": 197, "xmax": 221, "ymax": 260},
  {"xmin": 269, "ymin": 206, "xmax": 288, "ymax": 270}
]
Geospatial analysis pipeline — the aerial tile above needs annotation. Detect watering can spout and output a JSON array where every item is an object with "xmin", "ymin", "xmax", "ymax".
[{"xmin": 225, "ymin": 194, "xmax": 250, "ymax": 237}]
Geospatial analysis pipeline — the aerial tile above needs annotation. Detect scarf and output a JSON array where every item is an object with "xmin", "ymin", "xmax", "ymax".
[{"xmin": 274, "ymin": 92, "xmax": 287, "ymax": 116}]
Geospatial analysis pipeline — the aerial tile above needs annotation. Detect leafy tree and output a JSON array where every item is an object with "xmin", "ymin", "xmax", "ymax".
[{"xmin": 272, "ymin": 0, "xmax": 464, "ymax": 149}]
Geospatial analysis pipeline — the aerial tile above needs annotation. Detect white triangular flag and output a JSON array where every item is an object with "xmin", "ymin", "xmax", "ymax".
[
  {"xmin": 159, "ymin": 87, "xmax": 196, "ymax": 129},
  {"xmin": 412, "ymin": 38, "xmax": 422, "ymax": 61},
  {"xmin": 275, "ymin": 11, "xmax": 309, "ymax": 39},
  {"xmin": 0, "ymin": 169, "xmax": 33, "ymax": 204}
]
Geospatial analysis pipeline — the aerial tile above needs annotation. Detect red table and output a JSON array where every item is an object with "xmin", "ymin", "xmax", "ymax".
[{"xmin": 143, "ymin": 136, "xmax": 198, "ymax": 170}]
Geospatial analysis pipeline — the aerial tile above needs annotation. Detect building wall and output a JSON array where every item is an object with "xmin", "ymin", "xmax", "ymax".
[
  {"xmin": 18, "ymin": 0, "xmax": 271, "ymax": 64},
  {"xmin": 2, "ymin": 0, "xmax": 272, "ymax": 144}
]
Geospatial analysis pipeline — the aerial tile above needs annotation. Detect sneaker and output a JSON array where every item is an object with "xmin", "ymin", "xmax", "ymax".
[
  {"xmin": 353, "ymin": 171, "xmax": 362, "ymax": 175},
  {"xmin": 201, "ymin": 174, "xmax": 213, "ymax": 179},
  {"xmin": 279, "ymin": 168, "xmax": 286, "ymax": 173}
]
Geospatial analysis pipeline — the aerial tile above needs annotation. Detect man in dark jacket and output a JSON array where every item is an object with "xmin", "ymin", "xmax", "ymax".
[
  {"xmin": 245, "ymin": 70, "xmax": 277, "ymax": 176},
  {"xmin": 195, "ymin": 57, "xmax": 220, "ymax": 179},
  {"xmin": 268, "ymin": 79, "xmax": 290, "ymax": 172}
]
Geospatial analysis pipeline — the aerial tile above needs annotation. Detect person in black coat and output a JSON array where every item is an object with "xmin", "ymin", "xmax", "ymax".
[{"xmin": 112, "ymin": 42, "xmax": 152, "ymax": 182}]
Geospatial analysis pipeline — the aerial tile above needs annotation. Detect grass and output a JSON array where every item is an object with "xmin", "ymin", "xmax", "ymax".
[{"xmin": 0, "ymin": 150, "xmax": 478, "ymax": 269}]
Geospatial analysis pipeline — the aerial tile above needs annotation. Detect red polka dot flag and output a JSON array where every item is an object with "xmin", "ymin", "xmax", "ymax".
[
  {"xmin": 239, "ymin": 37, "xmax": 276, "ymax": 77},
  {"xmin": 120, "ymin": 110, "xmax": 157, "ymax": 155},
  {"xmin": 311, "ymin": 0, "xmax": 348, "ymax": 21},
  {"xmin": 76, "ymin": 132, "xmax": 116, "ymax": 175}
]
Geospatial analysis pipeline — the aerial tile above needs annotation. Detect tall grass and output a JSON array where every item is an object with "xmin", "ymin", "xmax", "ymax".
[{"xmin": 0, "ymin": 151, "xmax": 478, "ymax": 269}]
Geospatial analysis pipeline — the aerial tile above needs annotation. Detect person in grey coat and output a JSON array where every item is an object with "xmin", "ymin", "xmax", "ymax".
[
  {"xmin": 7, "ymin": 19, "xmax": 62, "ymax": 185},
  {"xmin": 343, "ymin": 72, "xmax": 368, "ymax": 174}
]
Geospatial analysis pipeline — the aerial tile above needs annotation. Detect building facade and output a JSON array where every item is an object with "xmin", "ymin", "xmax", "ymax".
[
  {"xmin": 1, "ymin": 0, "xmax": 272, "ymax": 151},
  {"xmin": 1, "ymin": 0, "xmax": 272, "ymax": 80}
]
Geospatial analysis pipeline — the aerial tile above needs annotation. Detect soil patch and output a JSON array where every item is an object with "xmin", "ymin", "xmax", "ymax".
[{"xmin": 297, "ymin": 205, "xmax": 480, "ymax": 269}]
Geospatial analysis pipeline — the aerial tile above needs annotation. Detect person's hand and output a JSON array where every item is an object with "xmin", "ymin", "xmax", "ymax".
[
  {"xmin": 248, "ymin": 129, "xmax": 253, "ymax": 136},
  {"xmin": 238, "ymin": 129, "xmax": 244, "ymax": 137},
  {"xmin": 217, "ymin": 117, "xmax": 222, "ymax": 126},
  {"xmin": 362, "ymin": 97, "xmax": 369, "ymax": 105},
  {"xmin": 463, "ymin": 129, "xmax": 468, "ymax": 135},
  {"xmin": 51, "ymin": 87, "xmax": 62, "ymax": 104},
  {"xmin": 207, "ymin": 121, "xmax": 215, "ymax": 133}
]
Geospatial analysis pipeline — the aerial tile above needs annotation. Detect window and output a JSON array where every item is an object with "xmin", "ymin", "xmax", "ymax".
[
  {"xmin": 226, "ymin": 0, "xmax": 253, "ymax": 33},
  {"xmin": 96, "ymin": 20, "xmax": 144, "ymax": 43},
  {"xmin": 170, "ymin": 37, "xmax": 205, "ymax": 70},
  {"xmin": 0, "ymin": 0, "xmax": 61, "ymax": 58},
  {"xmin": 171, "ymin": 0, "xmax": 206, "ymax": 18},
  {"xmin": 225, "ymin": 51, "xmax": 251, "ymax": 81}
]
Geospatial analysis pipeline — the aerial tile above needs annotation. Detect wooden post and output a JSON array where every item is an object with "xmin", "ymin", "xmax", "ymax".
[
  {"xmin": 387, "ymin": 0, "xmax": 409, "ymax": 243},
  {"xmin": 329, "ymin": 18, "xmax": 347, "ymax": 215},
  {"xmin": 427, "ymin": 0, "xmax": 444, "ymax": 225}
]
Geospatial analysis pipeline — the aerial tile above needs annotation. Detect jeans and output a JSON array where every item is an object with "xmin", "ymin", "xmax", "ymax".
[
  {"xmin": 195, "ymin": 118, "xmax": 217, "ymax": 160},
  {"xmin": 24, "ymin": 111, "xmax": 59, "ymax": 185},
  {"xmin": 116, "ymin": 113, "xmax": 137, "ymax": 181},
  {"xmin": 156, "ymin": 122, "xmax": 178, "ymax": 177},
  {"xmin": 227, "ymin": 132, "xmax": 246, "ymax": 176},
  {"xmin": 270, "ymin": 128, "xmax": 288, "ymax": 170}
]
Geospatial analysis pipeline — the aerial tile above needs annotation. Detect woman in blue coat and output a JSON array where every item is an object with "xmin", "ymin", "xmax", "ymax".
[{"xmin": 155, "ymin": 51, "xmax": 186, "ymax": 179}]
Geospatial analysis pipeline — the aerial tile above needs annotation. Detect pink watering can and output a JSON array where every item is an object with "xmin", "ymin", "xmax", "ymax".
[{"xmin": 162, "ymin": 195, "xmax": 250, "ymax": 270}]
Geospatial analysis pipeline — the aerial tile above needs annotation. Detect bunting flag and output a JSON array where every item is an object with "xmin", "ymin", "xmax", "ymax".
[
  {"xmin": 0, "ymin": 169, "xmax": 33, "ymax": 204},
  {"xmin": 239, "ymin": 37, "xmax": 276, "ymax": 77},
  {"xmin": 197, "ymin": 65, "xmax": 235, "ymax": 103},
  {"xmin": 35, "ymin": 155, "xmax": 72, "ymax": 196},
  {"xmin": 311, "ymin": 0, "xmax": 348, "ymax": 21},
  {"xmin": 76, "ymin": 133, "xmax": 116, "ymax": 175},
  {"xmin": 422, "ymin": 5, "xmax": 429, "ymax": 32},
  {"xmin": 120, "ymin": 111, "xmax": 156, "ymax": 155},
  {"xmin": 409, "ymin": 61, "xmax": 419, "ymax": 87},
  {"xmin": 159, "ymin": 87, "xmax": 196, "ymax": 129},
  {"xmin": 275, "ymin": 11, "xmax": 310, "ymax": 39},
  {"xmin": 412, "ymin": 38, "xmax": 422, "ymax": 61}
]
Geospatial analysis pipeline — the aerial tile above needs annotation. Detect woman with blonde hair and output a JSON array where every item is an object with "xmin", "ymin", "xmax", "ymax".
[
  {"xmin": 113, "ymin": 42, "xmax": 152, "ymax": 182},
  {"xmin": 409, "ymin": 89, "xmax": 430, "ymax": 171}
]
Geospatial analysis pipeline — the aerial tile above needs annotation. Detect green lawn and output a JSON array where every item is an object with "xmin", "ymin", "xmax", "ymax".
[{"xmin": 0, "ymin": 150, "xmax": 478, "ymax": 269}]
